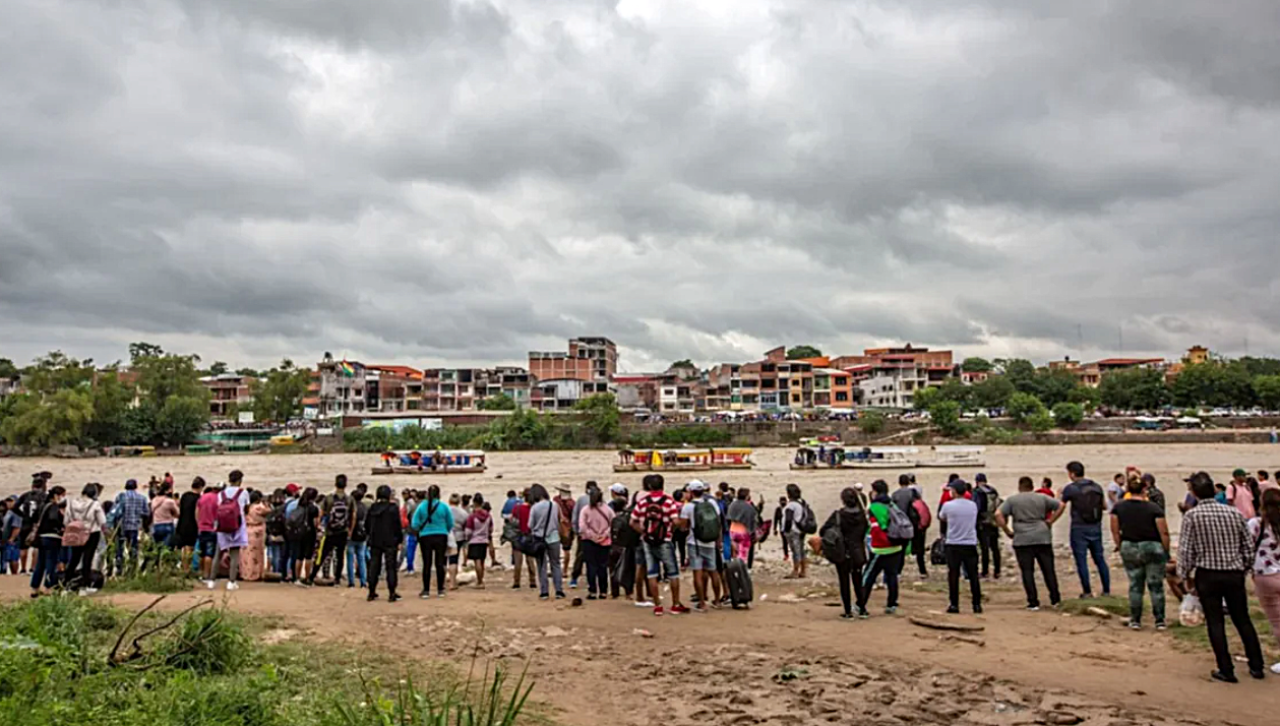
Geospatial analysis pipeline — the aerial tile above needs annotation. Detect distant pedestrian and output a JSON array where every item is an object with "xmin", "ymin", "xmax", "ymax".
[
  {"xmin": 782, "ymin": 484, "xmax": 809, "ymax": 579},
  {"xmin": 577, "ymin": 486, "xmax": 615, "ymax": 600},
  {"xmin": 1177, "ymin": 472, "xmax": 1265, "ymax": 683},
  {"xmin": 940, "ymin": 479, "xmax": 982, "ymax": 614},
  {"xmin": 366, "ymin": 485, "xmax": 403, "ymax": 602},
  {"xmin": 996, "ymin": 476, "xmax": 1063, "ymax": 611},
  {"xmin": 821, "ymin": 487, "xmax": 869, "ymax": 619},
  {"xmin": 858, "ymin": 480, "xmax": 904, "ymax": 615},
  {"xmin": 463, "ymin": 495, "xmax": 494, "ymax": 589},
  {"xmin": 1061, "ymin": 461, "xmax": 1111, "ymax": 598},
  {"xmin": 29, "ymin": 486, "xmax": 66, "ymax": 597},
  {"xmin": 1110, "ymin": 476, "xmax": 1170, "ymax": 629},
  {"xmin": 1248, "ymin": 489, "xmax": 1280, "ymax": 675},
  {"xmin": 113, "ymin": 479, "xmax": 149, "ymax": 571},
  {"xmin": 529, "ymin": 484, "xmax": 566, "ymax": 601}
]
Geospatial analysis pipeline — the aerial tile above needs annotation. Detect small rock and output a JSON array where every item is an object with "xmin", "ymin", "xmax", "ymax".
[
  {"xmin": 1046, "ymin": 712, "xmax": 1082, "ymax": 725},
  {"xmin": 632, "ymin": 628, "xmax": 654, "ymax": 638}
]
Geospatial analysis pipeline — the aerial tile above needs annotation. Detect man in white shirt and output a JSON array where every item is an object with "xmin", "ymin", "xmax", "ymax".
[{"xmin": 939, "ymin": 479, "xmax": 982, "ymax": 614}]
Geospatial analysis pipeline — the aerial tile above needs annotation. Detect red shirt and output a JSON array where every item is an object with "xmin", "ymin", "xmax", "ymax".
[
  {"xmin": 629, "ymin": 491, "xmax": 681, "ymax": 541},
  {"xmin": 938, "ymin": 487, "xmax": 973, "ymax": 509},
  {"xmin": 512, "ymin": 502, "xmax": 532, "ymax": 534}
]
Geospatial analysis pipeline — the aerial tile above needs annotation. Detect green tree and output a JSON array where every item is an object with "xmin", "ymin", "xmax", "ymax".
[
  {"xmin": 479, "ymin": 393, "xmax": 517, "ymax": 411},
  {"xmin": 1254, "ymin": 375, "xmax": 1280, "ymax": 411},
  {"xmin": 961, "ymin": 357, "xmax": 993, "ymax": 373},
  {"xmin": 251, "ymin": 359, "xmax": 311, "ymax": 423},
  {"xmin": 669, "ymin": 360, "xmax": 694, "ymax": 370},
  {"xmin": 207, "ymin": 361, "xmax": 229, "ymax": 376},
  {"xmin": 1027, "ymin": 410, "xmax": 1056, "ymax": 433},
  {"xmin": 0, "ymin": 357, "xmax": 19, "ymax": 380},
  {"xmin": 1006, "ymin": 392, "xmax": 1047, "ymax": 423},
  {"xmin": 1031, "ymin": 368, "xmax": 1081, "ymax": 407},
  {"xmin": 22, "ymin": 351, "xmax": 95, "ymax": 395},
  {"xmin": 235, "ymin": 367, "xmax": 260, "ymax": 378},
  {"xmin": 786, "ymin": 345, "xmax": 822, "ymax": 360},
  {"xmin": 153, "ymin": 395, "xmax": 209, "ymax": 446},
  {"xmin": 1099, "ymin": 367, "xmax": 1169, "ymax": 411},
  {"xmin": 1051, "ymin": 401, "xmax": 1084, "ymax": 428},
  {"xmin": 970, "ymin": 376, "xmax": 1015, "ymax": 410},
  {"xmin": 86, "ymin": 368, "xmax": 144, "ymax": 446},
  {"xmin": 128, "ymin": 341, "xmax": 164, "ymax": 362},
  {"xmin": 1170, "ymin": 361, "xmax": 1255, "ymax": 409},
  {"xmin": 934, "ymin": 378, "xmax": 973, "ymax": 410},
  {"xmin": 913, "ymin": 386, "xmax": 940, "ymax": 411},
  {"xmin": 1001, "ymin": 359, "xmax": 1038, "ymax": 393},
  {"xmin": 0, "ymin": 389, "xmax": 94, "ymax": 448},
  {"xmin": 1068, "ymin": 385, "xmax": 1101, "ymax": 410},
  {"xmin": 857, "ymin": 410, "xmax": 886, "ymax": 435},
  {"xmin": 574, "ymin": 393, "xmax": 620, "ymax": 443},
  {"xmin": 928, "ymin": 400, "xmax": 965, "ymax": 437},
  {"xmin": 1237, "ymin": 356, "xmax": 1280, "ymax": 378}
]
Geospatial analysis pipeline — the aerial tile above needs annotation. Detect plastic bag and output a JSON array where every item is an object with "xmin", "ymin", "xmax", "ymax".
[{"xmin": 1179, "ymin": 594, "xmax": 1204, "ymax": 627}]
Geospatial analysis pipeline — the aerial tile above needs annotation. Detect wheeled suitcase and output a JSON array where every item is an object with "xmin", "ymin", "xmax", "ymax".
[{"xmin": 725, "ymin": 558, "xmax": 753, "ymax": 609}]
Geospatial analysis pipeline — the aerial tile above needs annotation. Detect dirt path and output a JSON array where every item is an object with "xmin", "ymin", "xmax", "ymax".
[{"xmin": 5, "ymin": 561, "xmax": 1272, "ymax": 726}]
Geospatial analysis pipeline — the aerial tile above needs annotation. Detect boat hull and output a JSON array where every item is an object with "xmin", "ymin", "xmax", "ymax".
[{"xmin": 371, "ymin": 466, "xmax": 487, "ymax": 476}]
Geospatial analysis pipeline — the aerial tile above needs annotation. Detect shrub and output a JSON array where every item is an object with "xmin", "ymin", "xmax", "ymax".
[
  {"xmin": 928, "ymin": 400, "xmax": 967, "ymax": 438},
  {"xmin": 159, "ymin": 609, "xmax": 251, "ymax": 675},
  {"xmin": 857, "ymin": 410, "xmax": 886, "ymax": 435},
  {"xmin": 1027, "ymin": 411, "xmax": 1056, "ymax": 433},
  {"xmin": 1006, "ymin": 392, "xmax": 1046, "ymax": 423},
  {"xmin": 1051, "ymin": 402, "xmax": 1084, "ymax": 428}
]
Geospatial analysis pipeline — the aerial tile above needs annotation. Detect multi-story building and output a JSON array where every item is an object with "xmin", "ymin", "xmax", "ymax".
[
  {"xmin": 200, "ymin": 373, "xmax": 255, "ymax": 418},
  {"xmin": 834, "ymin": 344, "xmax": 953, "ymax": 408},
  {"xmin": 317, "ymin": 358, "xmax": 368, "ymax": 418},
  {"xmin": 420, "ymin": 366, "xmax": 534, "ymax": 411},
  {"xmin": 705, "ymin": 364, "xmax": 742, "ymax": 411},
  {"xmin": 812, "ymin": 368, "xmax": 854, "ymax": 409},
  {"xmin": 367, "ymin": 365, "xmax": 423, "ymax": 412},
  {"xmin": 614, "ymin": 374, "xmax": 661, "ymax": 412},
  {"xmin": 531, "ymin": 378, "xmax": 588, "ymax": 411},
  {"xmin": 528, "ymin": 337, "xmax": 617, "ymax": 393},
  {"xmin": 735, "ymin": 347, "xmax": 815, "ymax": 411},
  {"xmin": 1049, "ymin": 357, "xmax": 1164, "ymax": 388},
  {"xmin": 859, "ymin": 374, "xmax": 912, "ymax": 408}
]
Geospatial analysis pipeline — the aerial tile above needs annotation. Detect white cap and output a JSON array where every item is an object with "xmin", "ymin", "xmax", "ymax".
[
  {"xmin": 609, "ymin": 483, "xmax": 627, "ymax": 495},
  {"xmin": 854, "ymin": 482, "xmax": 864, "ymax": 490},
  {"xmin": 687, "ymin": 480, "xmax": 707, "ymax": 492}
]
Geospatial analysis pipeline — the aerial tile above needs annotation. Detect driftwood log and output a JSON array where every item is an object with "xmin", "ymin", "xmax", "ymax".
[{"xmin": 908, "ymin": 616, "xmax": 986, "ymax": 633}]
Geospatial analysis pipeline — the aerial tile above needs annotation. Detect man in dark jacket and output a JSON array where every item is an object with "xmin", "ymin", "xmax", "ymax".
[{"xmin": 366, "ymin": 485, "xmax": 404, "ymax": 602}]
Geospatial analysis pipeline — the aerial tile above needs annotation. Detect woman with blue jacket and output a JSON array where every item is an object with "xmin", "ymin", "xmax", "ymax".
[{"xmin": 411, "ymin": 485, "xmax": 454, "ymax": 599}]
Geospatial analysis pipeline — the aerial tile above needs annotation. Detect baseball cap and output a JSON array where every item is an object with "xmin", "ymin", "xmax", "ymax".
[
  {"xmin": 975, "ymin": 473, "xmax": 987, "ymax": 483},
  {"xmin": 687, "ymin": 480, "xmax": 707, "ymax": 492},
  {"xmin": 854, "ymin": 482, "xmax": 865, "ymax": 490},
  {"xmin": 949, "ymin": 478, "xmax": 970, "ymax": 492},
  {"xmin": 285, "ymin": 483, "xmax": 300, "ymax": 495},
  {"xmin": 1232, "ymin": 468, "xmax": 1247, "ymax": 478},
  {"xmin": 609, "ymin": 483, "xmax": 627, "ymax": 495}
]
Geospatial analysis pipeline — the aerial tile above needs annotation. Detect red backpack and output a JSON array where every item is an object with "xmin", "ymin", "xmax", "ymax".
[{"xmin": 215, "ymin": 491, "xmax": 242, "ymax": 534}]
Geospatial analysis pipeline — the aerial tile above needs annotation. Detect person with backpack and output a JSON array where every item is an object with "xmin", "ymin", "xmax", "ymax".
[
  {"xmin": 996, "ymin": 476, "xmax": 1064, "ymax": 610},
  {"xmin": 64, "ymin": 483, "xmax": 105, "ymax": 594},
  {"xmin": 264, "ymin": 488, "xmax": 288, "ymax": 578},
  {"xmin": 287, "ymin": 487, "xmax": 321, "ymax": 584},
  {"xmin": 527, "ymin": 483, "xmax": 566, "ymax": 600},
  {"xmin": 15, "ymin": 473, "xmax": 50, "ymax": 575},
  {"xmin": 607, "ymin": 483, "xmax": 639, "ymax": 600},
  {"xmin": 1061, "ymin": 461, "xmax": 1111, "ymax": 598},
  {"xmin": 29, "ymin": 486, "xmax": 66, "ymax": 596},
  {"xmin": 726, "ymin": 487, "xmax": 758, "ymax": 563},
  {"xmin": 782, "ymin": 484, "xmax": 816, "ymax": 579},
  {"xmin": 680, "ymin": 480, "xmax": 724, "ymax": 613},
  {"xmin": 366, "ymin": 485, "xmax": 404, "ymax": 602},
  {"xmin": 411, "ymin": 484, "xmax": 454, "ymax": 598},
  {"xmin": 940, "ymin": 479, "xmax": 983, "ymax": 614},
  {"xmin": 213, "ymin": 470, "xmax": 250, "ymax": 591},
  {"xmin": 629, "ymin": 474, "xmax": 688, "ymax": 616},
  {"xmin": 821, "ymin": 487, "xmax": 870, "ymax": 619},
  {"xmin": 508, "ymin": 488, "xmax": 537, "ymax": 589},
  {"xmin": 346, "ymin": 489, "xmax": 370, "ymax": 589},
  {"xmin": 113, "ymin": 478, "xmax": 149, "ymax": 572},
  {"xmin": 462, "ymin": 495, "xmax": 494, "ymax": 589},
  {"xmin": 308, "ymin": 475, "xmax": 353, "ymax": 586},
  {"xmin": 973, "ymin": 474, "xmax": 1003, "ymax": 580},
  {"xmin": 577, "ymin": 486, "xmax": 615, "ymax": 600},
  {"xmin": 858, "ymin": 480, "xmax": 908, "ymax": 615},
  {"xmin": 892, "ymin": 474, "xmax": 931, "ymax": 578}
]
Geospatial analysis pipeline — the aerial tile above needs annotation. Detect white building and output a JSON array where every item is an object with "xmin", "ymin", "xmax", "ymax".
[{"xmin": 858, "ymin": 374, "xmax": 913, "ymax": 409}]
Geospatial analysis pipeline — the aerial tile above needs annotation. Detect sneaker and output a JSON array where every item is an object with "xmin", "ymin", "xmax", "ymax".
[
  {"xmin": 437, "ymin": 591, "xmax": 446, "ymax": 598},
  {"xmin": 420, "ymin": 591, "xmax": 431, "ymax": 600},
  {"xmin": 857, "ymin": 608, "xmax": 870, "ymax": 620},
  {"xmin": 555, "ymin": 592, "xmax": 566, "ymax": 600},
  {"xmin": 1026, "ymin": 605, "xmax": 1041, "ymax": 612},
  {"xmin": 586, "ymin": 594, "xmax": 597, "ymax": 601},
  {"xmin": 1155, "ymin": 621, "xmax": 1167, "ymax": 631},
  {"xmin": 946, "ymin": 605, "xmax": 960, "ymax": 614},
  {"xmin": 1079, "ymin": 592, "xmax": 1094, "ymax": 600},
  {"xmin": 885, "ymin": 606, "xmax": 898, "ymax": 615},
  {"xmin": 206, "ymin": 580, "xmax": 216, "ymax": 590},
  {"xmin": 693, "ymin": 603, "xmax": 709, "ymax": 613},
  {"xmin": 1129, "ymin": 622, "xmax": 1141, "ymax": 630},
  {"xmin": 367, "ymin": 592, "xmax": 379, "ymax": 602},
  {"xmin": 569, "ymin": 579, "xmax": 579, "ymax": 589},
  {"xmin": 840, "ymin": 612, "xmax": 854, "ymax": 619},
  {"xmin": 1270, "ymin": 663, "xmax": 1280, "ymax": 675},
  {"xmin": 540, "ymin": 593, "xmax": 549, "ymax": 600},
  {"xmin": 670, "ymin": 604, "xmax": 690, "ymax": 615},
  {"xmin": 974, "ymin": 605, "xmax": 984, "ymax": 614},
  {"xmin": 1210, "ymin": 670, "xmax": 1238, "ymax": 684},
  {"xmin": 389, "ymin": 593, "xmax": 402, "ymax": 603},
  {"xmin": 226, "ymin": 582, "xmax": 239, "ymax": 591},
  {"xmin": 1249, "ymin": 669, "xmax": 1265, "ymax": 680},
  {"xmin": 653, "ymin": 606, "xmax": 665, "ymax": 616},
  {"xmin": 85, "ymin": 588, "xmax": 99, "ymax": 595},
  {"xmin": 511, "ymin": 583, "xmax": 521, "ymax": 589},
  {"xmin": 635, "ymin": 600, "xmax": 655, "ymax": 608}
]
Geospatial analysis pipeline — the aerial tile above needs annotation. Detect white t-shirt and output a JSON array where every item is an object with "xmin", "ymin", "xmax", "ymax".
[
  {"xmin": 940, "ymin": 498, "xmax": 979, "ymax": 546},
  {"xmin": 784, "ymin": 500, "xmax": 805, "ymax": 534},
  {"xmin": 1106, "ymin": 481, "xmax": 1124, "ymax": 511}
]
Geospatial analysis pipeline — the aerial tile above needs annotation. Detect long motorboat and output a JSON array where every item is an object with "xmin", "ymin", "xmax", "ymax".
[
  {"xmin": 372, "ymin": 449, "xmax": 487, "ymax": 475},
  {"xmin": 917, "ymin": 445, "xmax": 986, "ymax": 468},
  {"xmin": 616, "ymin": 447, "xmax": 756, "ymax": 472},
  {"xmin": 790, "ymin": 444, "xmax": 846, "ymax": 470},
  {"xmin": 790, "ymin": 444, "xmax": 986, "ymax": 470},
  {"xmin": 844, "ymin": 446, "xmax": 919, "ymax": 469}
]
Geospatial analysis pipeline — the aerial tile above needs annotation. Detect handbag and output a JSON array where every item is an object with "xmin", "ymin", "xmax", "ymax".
[
  {"xmin": 24, "ymin": 503, "xmax": 53, "ymax": 547},
  {"xmin": 514, "ymin": 503, "xmax": 556, "ymax": 559},
  {"xmin": 62, "ymin": 519, "xmax": 90, "ymax": 548}
]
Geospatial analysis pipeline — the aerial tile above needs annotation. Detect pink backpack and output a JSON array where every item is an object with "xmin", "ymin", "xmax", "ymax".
[{"xmin": 215, "ymin": 491, "xmax": 242, "ymax": 534}]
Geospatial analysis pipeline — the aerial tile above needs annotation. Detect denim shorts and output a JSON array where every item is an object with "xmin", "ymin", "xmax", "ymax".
[
  {"xmin": 688, "ymin": 541, "xmax": 718, "ymax": 571},
  {"xmin": 197, "ymin": 531, "xmax": 218, "ymax": 558},
  {"xmin": 2, "ymin": 542, "xmax": 18, "ymax": 563},
  {"xmin": 787, "ymin": 531, "xmax": 807, "ymax": 562},
  {"xmin": 641, "ymin": 540, "xmax": 679, "ymax": 581}
]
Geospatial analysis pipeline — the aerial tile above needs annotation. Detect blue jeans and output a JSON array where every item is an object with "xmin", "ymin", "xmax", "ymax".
[
  {"xmin": 404, "ymin": 534, "xmax": 417, "ymax": 572},
  {"xmin": 267, "ymin": 543, "xmax": 283, "ymax": 575},
  {"xmin": 346, "ymin": 541, "xmax": 368, "ymax": 586},
  {"xmin": 1069, "ymin": 524, "xmax": 1111, "ymax": 596},
  {"xmin": 31, "ymin": 537, "xmax": 61, "ymax": 590},
  {"xmin": 152, "ymin": 523, "xmax": 175, "ymax": 549},
  {"xmin": 116, "ymin": 529, "xmax": 140, "ymax": 570}
]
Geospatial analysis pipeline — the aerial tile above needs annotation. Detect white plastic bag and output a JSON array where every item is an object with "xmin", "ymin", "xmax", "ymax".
[{"xmin": 1179, "ymin": 594, "xmax": 1204, "ymax": 627}]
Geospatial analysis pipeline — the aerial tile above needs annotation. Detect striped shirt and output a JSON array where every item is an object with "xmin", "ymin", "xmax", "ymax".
[
  {"xmin": 114, "ymin": 490, "xmax": 150, "ymax": 531},
  {"xmin": 629, "ymin": 492, "xmax": 681, "ymax": 542},
  {"xmin": 1177, "ymin": 500, "xmax": 1253, "ymax": 580}
]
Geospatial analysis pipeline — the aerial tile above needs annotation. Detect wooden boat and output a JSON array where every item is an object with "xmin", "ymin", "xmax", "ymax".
[
  {"xmin": 709, "ymin": 447, "xmax": 755, "ymax": 470},
  {"xmin": 371, "ymin": 449, "xmax": 487, "ymax": 475},
  {"xmin": 843, "ymin": 446, "xmax": 918, "ymax": 469},
  {"xmin": 613, "ymin": 449, "xmax": 654, "ymax": 473},
  {"xmin": 790, "ymin": 444, "xmax": 846, "ymax": 470},
  {"xmin": 651, "ymin": 448, "xmax": 712, "ymax": 472},
  {"xmin": 917, "ymin": 445, "xmax": 985, "ymax": 468}
]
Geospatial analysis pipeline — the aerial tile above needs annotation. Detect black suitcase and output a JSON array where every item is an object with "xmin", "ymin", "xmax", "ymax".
[{"xmin": 725, "ymin": 558, "xmax": 753, "ymax": 609}]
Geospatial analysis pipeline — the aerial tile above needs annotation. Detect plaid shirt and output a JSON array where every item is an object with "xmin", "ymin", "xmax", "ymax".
[
  {"xmin": 113, "ymin": 490, "xmax": 150, "ymax": 532},
  {"xmin": 1177, "ymin": 500, "xmax": 1252, "ymax": 580}
]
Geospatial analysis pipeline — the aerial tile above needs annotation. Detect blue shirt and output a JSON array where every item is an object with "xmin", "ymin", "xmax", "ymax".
[
  {"xmin": 114, "ymin": 490, "xmax": 150, "ymax": 531},
  {"xmin": 502, "ymin": 497, "xmax": 520, "ymax": 517},
  {"xmin": 411, "ymin": 499, "xmax": 454, "ymax": 537}
]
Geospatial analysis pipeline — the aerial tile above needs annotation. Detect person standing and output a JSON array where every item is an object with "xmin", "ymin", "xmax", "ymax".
[
  {"xmin": 1143, "ymin": 473, "xmax": 1167, "ymax": 513},
  {"xmin": 782, "ymin": 484, "xmax": 810, "ymax": 579},
  {"xmin": 820, "ymin": 488, "xmax": 869, "ymax": 619},
  {"xmin": 462, "ymin": 495, "xmax": 494, "ymax": 589},
  {"xmin": 1248, "ymin": 489, "xmax": 1280, "ymax": 675},
  {"xmin": 553, "ymin": 485, "xmax": 577, "ymax": 579},
  {"xmin": 150, "ymin": 485, "xmax": 180, "ymax": 550},
  {"xmin": 215, "ymin": 471, "xmax": 250, "ymax": 591},
  {"xmin": 510, "ymin": 489, "xmax": 537, "ymax": 589},
  {"xmin": 196, "ymin": 481, "xmax": 221, "ymax": 585},
  {"xmin": 892, "ymin": 474, "xmax": 929, "ymax": 579},
  {"xmin": 411, "ymin": 485, "xmax": 453, "ymax": 598},
  {"xmin": 447, "ymin": 493, "xmax": 468, "ymax": 589},
  {"xmin": 996, "ymin": 476, "xmax": 1063, "ymax": 611},
  {"xmin": 680, "ymin": 481, "xmax": 722, "ymax": 613},
  {"xmin": 569, "ymin": 482, "xmax": 597, "ymax": 589},
  {"xmin": 346, "ymin": 489, "xmax": 370, "ymax": 589},
  {"xmin": 174, "ymin": 478, "xmax": 203, "ymax": 572},
  {"xmin": 366, "ymin": 485, "xmax": 404, "ymax": 602},
  {"xmin": 15, "ymin": 473, "xmax": 50, "ymax": 575},
  {"xmin": 1226, "ymin": 469, "xmax": 1257, "ymax": 521},
  {"xmin": 528, "ymin": 484, "xmax": 566, "ymax": 601},
  {"xmin": 577, "ymin": 486, "xmax": 614, "ymax": 600},
  {"xmin": 726, "ymin": 488, "xmax": 758, "ymax": 562},
  {"xmin": 310, "ymin": 475, "xmax": 352, "ymax": 586},
  {"xmin": 65, "ymin": 483, "xmax": 106, "ymax": 594},
  {"xmin": 1060, "ymin": 461, "xmax": 1111, "ymax": 598},
  {"xmin": 629, "ymin": 474, "xmax": 687, "ymax": 615},
  {"xmin": 858, "ymin": 480, "xmax": 904, "ymax": 615},
  {"xmin": 973, "ymin": 474, "xmax": 1002, "ymax": 580},
  {"xmin": 940, "ymin": 479, "xmax": 982, "ymax": 614},
  {"xmin": 29, "ymin": 486, "xmax": 66, "ymax": 596},
  {"xmin": 113, "ymin": 479, "xmax": 149, "ymax": 572},
  {"xmin": 288, "ymin": 487, "xmax": 321, "ymax": 584},
  {"xmin": 241, "ymin": 490, "xmax": 272, "ymax": 582},
  {"xmin": 1110, "ymin": 476, "xmax": 1170, "ymax": 629},
  {"xmin": 1177, "ymin": 472, "xmax": 1266, "ymax": 683}
]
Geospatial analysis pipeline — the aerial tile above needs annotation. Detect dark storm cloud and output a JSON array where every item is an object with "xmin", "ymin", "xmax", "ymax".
[{"xmin": 2, "ymin": 0, "xmax": 1278, "ymax": 371}]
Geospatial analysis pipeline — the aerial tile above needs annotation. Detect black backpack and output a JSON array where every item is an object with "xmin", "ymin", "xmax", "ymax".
[
  {"xmin": 286, "ymin": 504, "xmax": 311, "ymax": 540},
  {"xmin": 797, "ymin": 500, "xmax": 818, "ymax": 535},
  {"xmin": 1075, "ymin": 482, "xmax": 1105, "ymax": 525},
  {"xmin": 266, "ymin": 504, "xmax": 288, "ymax": 538},
  {"xmin": 349, "ymin": 501, "xmax": 368, "ymax": 541},
  {"xmin": 820, "ymin": 513, "xmax": 845, "ymax": 564},
  {"xmin": 327, "ymin": 495, "xmax": 351, "ymax": 532},
  {"xmin": 611, "ymin": 506, "xmax": 639, "ymax": 549}
]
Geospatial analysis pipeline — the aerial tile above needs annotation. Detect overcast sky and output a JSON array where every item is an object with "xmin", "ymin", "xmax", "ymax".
[{"xmin": 3, "ymin": 1, "xmax": 1278, "ymax": 373}]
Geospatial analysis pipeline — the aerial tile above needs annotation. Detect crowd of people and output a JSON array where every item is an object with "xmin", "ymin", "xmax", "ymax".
[{"xmin": 2, "ymin": 462, "xmax": 1278, "ymax": 684}]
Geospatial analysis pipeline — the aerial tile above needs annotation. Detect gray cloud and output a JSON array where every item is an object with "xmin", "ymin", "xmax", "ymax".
[{"xmin": 2, "ymin": 0, "xmax": 1278, "ymax": 372}]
